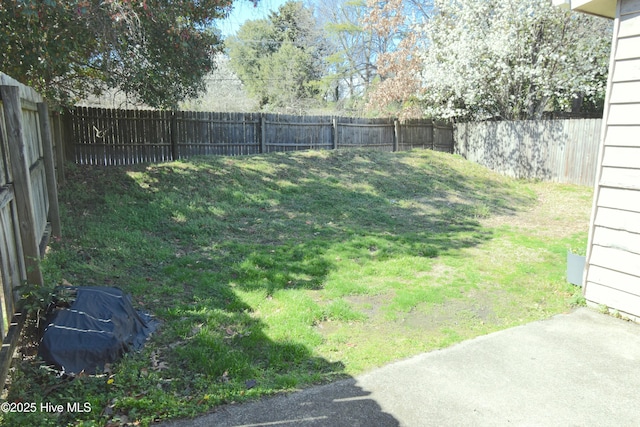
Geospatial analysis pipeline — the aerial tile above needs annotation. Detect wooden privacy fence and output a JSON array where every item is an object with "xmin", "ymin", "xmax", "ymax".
[
  {"xmin": 454, "ymin": 119, "xmax": 602, "ymax": 187},
  {"xmin": 0, "ymin": 73, "xmax": 61, "ymax": 386},
  {"xmin": 65, "ymin": 107, "xmax": 454, "ymax": 165}
]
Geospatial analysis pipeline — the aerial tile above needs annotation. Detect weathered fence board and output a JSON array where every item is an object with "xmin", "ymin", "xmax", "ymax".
[
  {"xmin": 38, "ymin": 103, "xmax": 62, "ymax": 237},
  {"xmin": 177, "ymin": 111, "xmax": 261, "ymax": 157},
  {"xmin": 336, "ymin": 117, "xmax": 395, "ymax": 151},
  {"xmin": 65, "ymin": 107, "xmax": 455, "ymax": 165},
  {"xmin": 263, "ymin": 113, "xmax": 333, "ymax": 153},
  {"xmin": 1, "ymin": 85, "xmax": 44, "ymax": 288},
  {"xmin": 454, "ymin": 119, "xmax": 602, "ymax": 186},
  {"xmin": 0, "ymin": 73, "xmax": 61, "ymax": 388},
  {"xmin": 0, "ymin": 189, "xmax": 24, "ymax": 336},
  {"xmin": 434, "ymin": 124, "xmax": 455, "ymax": 153},
  {"xmin": 398, "ymin": 120, "xmax": 434, "ymax": 151}
]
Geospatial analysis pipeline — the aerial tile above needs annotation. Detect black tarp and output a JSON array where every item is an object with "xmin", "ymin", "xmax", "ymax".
[{"xmin": 39, "ymin": 286, "xmax": 159, "ymax": 375}]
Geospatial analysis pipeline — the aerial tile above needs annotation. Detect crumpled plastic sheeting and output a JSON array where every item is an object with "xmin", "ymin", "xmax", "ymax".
[{"xmin": 38, "ymin": 287, "xmax": 159, "ymax": 375}]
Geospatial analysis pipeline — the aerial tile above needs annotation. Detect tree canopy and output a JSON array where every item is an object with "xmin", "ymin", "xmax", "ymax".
[
  {"xmin": 366, "ymin": 0, "xmax": 612, "ymax": 120},
  {"xmin": 1, "ymin": 0, "xmax": 241, "ymax": 108},
  {"xmin": 3, "ymin": 0, "xmax": 611, "ymax": 118},
  {"xmin": 226, "ymin": 0, "xmax": 332, "ymax": 112},
  {"xmin": 179, "ymin": 54, "xmax": 258, "ymax": 112},
  {"xmin": 364, "ymin": 0, "xmax": 433, "ymax": 117},
  {"xmin": 315, "ymin": 0, "xmax": 389, "ymax": 112}
]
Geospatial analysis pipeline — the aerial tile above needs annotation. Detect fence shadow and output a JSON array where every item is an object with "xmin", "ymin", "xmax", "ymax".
[{"xmin": 455, "ymin": 119, "xmax": 602, "ymax": 186}]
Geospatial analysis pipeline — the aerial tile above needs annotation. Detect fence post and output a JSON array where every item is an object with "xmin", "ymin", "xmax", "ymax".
[
  {"xmin": 393, "ymin": 120, "xmax": 400, "ymax": 152},
  {"xmin": 260, "ymin": 115, "xmax": 267, "ymax": 154},
  {"xmin": 170, "ymin": 110, "xmax": 178, "ymax": 161},
  {"xmin": 37, "ymin": 103, "xmax": 62, "ymax": 238},
  {"xmin": 430, "ymin": 122, "xmax": 436, "ymax": 150},
  {"xmin": 0, "ymin": 312, "xmax": 25, "ymax": 397},
  {"xmin": 63, "ymin": 108, "xmax": 76, "ymax": 162},
  {"xmin": 332, "ymin": 117, "xmax": 338, "ymax": 150},
  {"xmin": 51, "ymin": 111, "xmax": 65, "ymax": 185},
  {"xmin": 0, "ymin": 85, "xmax": 44, "ymax": 287}
]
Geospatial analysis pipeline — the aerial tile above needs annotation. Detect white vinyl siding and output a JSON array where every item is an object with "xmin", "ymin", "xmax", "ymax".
[{"xmin": 585, "ymin": 0, "xmax": 640, "ymax": 318}]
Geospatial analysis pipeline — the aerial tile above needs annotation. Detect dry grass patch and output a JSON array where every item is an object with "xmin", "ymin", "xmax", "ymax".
[{"xmin": 480, "ymin": 182, "xmax": 592, "ymax": 238}]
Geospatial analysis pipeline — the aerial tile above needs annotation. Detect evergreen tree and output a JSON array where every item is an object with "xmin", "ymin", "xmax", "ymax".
[{"xmin": 226, "ymin": 1, "xmax": 332, "ymax": 111}]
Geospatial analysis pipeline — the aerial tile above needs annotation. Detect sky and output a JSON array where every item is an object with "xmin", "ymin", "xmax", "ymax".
[{"xmin": 217, "ymin": 0, "xmax": 291, "ymax": 37}]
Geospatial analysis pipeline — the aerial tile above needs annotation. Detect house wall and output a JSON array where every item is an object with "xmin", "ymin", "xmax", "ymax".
[{"xmin": 584, "ymin": 0, "xmax": 640, "ymax": 318}]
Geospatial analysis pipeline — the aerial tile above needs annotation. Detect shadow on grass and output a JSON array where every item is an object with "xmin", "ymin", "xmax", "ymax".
[{"xmin": 30, "ymin": 149, "xmax": 535, "ymax": 425}]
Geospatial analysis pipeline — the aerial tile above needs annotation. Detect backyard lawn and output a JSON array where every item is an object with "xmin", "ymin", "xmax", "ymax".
[{"xmin": 3, "ymin": 149, "xmax": 592, "ymax": 426}]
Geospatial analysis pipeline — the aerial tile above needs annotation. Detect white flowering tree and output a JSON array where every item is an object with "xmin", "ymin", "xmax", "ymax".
[{"xmin": 417, "ymin": 0, "xmax": 611, "ymax": 120}]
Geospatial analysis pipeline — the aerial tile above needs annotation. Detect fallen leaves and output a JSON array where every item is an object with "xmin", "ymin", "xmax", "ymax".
[{"xmin": 150, "ymin": 351, "xmax": 169, "ymax": 371}]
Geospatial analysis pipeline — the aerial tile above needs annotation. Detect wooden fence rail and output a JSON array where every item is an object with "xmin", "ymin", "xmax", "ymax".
[
  {"xmin": 64, "ymin": 107, "xmax": 454, "ymax": 165},
  {"xmin": 0, "ymin": 73, "xmax": 61, "ymax": 387},
  {"xmin": 454, "ymin": 119, "xmax": 602, "ymax": 187}
]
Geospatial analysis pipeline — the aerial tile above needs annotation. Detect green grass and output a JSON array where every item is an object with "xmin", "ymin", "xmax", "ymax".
[{"xmin": 2, "ymin": 149, "xmax": 592, "ymax": 426}]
